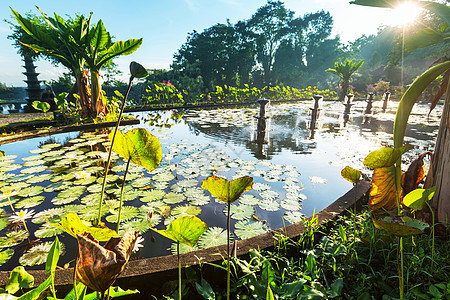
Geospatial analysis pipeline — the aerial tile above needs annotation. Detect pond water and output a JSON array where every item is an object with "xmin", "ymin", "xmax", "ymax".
[{"xmin": 0, "ymin": 99, "xmax": 441, "ymax": 270}]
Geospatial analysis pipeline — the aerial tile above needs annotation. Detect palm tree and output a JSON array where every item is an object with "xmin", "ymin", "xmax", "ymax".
[
  {"xmin": 11, "ymin": 7, "xmax": 142, "ymax": 118},
  {"xmin": 326, "ymin": 58, "xmax": 364, "ymax": 102}
]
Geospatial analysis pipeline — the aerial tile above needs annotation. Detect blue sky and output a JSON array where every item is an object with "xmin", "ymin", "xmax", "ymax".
[{"xmin": 0, "ymin": 0, "xmax": 396, "ymax": 86}]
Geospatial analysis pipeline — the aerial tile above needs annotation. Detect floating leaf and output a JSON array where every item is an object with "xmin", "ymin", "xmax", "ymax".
[
  {"xmin": 26, "ymin": 173, "xmax": 52, "ymax": 184},
  {"xmin": 235, "ymin": 220, "xmax": 269, "ymax": 240},
  {"xmin": 369, "ymin": 166, "xmax": 399, "ymax": 211},
  {"xmin": 280, "ymin": 199, "xmax": 302, "ymax": 211},
  {"xmin": 34, "ymin": 223, "xmax": 64, "ymax": 238},
  {"xmin": 171, "ymin": 205, "xmax": 202, "ymax": 218},
  {"xmin": 163, "ymin": 192, "xmax": 185, "ymax": 204},
  {"xmin": 363, "ymin": 146, "xmax": 410, "ymax": 168},
  {"xmin": 373, "ymin": 216, "xmax": 429, "ymax": 237},
  {"xmin": 202, "ymin": 176, "xmax": 253, "ymax": 204},
  {"xmin": 152, "ymin": 171, "xmax": 175, "ymax": 182},
  {"xmin": 198, "ymin": 227, "xmax": 231, "ymax": 249},
  {"xmin": 15, "ymin": 196, "xmax": 45, "ymax": 209},
  {"xmin": 49, "ymin": 213, "xmax": 118, "ymax": 241},
  {"xmin": 17, "ymin": 186, "xmax": 44, "ymax": 197},
  {"xmin": 0, "ymin": 230, "xmax": 29, "ymax": 249},
  {"xmin": 131, "ymin": 177, "xmax": 153, "ymax": 188},
  {"xmin": 152, "ymin": 216, "xmax": 207, "ymax": 247},
  {"xmin": 239, "ymin": 194, "xmax": 260, "ymax": 206},
  {"xmin": 260, "ymin": 190, "xmax": 279, "ymax": 200},
  {"xmin": 188, "ymin": 195, "xmax": 211, "ymax": 206},
  {"xmin": 403, "ymin": 187, "xmax": 436, "ymax": 210},
  {"xmin": 283, "ymin": 211, "xmax": 305, "ymax": 224},
  {"xmin": 20, "ymin": 165, "xmax": 47, "ymax": 174},
  {"xmin": 178, "ymin": 179, "xmax": 198, "ymax": 188},
  {"xmin": 140, "ymin": 189, "xmax": 166, "ymax": 202},
  {"xmin": 20, "ymin": 241, "xmax": 65, "ymax": 267},
  {"xmin": 0, "ymin": 249, "xmax": 14, "ymax": 266},
  {"xmin": 341, "ymin": 166, "xmax": 362, "ymax": 184},
  {"xmin": 106, "ymin": 207, "xmax": 140, "ymax": 223},
  {"xmin": 225, "ymin": 204, "xmax": 255, "ymax": 220},
  {"xmin": 170, "ymin": 242, "xmax": 198, "ymax": 255},
  {"xmin": 258, "ymin": 199, "xmax": 280, "ymax": 211},
  {"xmin": 110, "ymin": 128, "xmax": 162, "ymax": 171},
  {"xmin": 309, "ymin": 176, "xmax": 327, "ymax": 184},
  {"xmin": 32, "ymin": 208, "xmax": 67, "ymax": 224}
]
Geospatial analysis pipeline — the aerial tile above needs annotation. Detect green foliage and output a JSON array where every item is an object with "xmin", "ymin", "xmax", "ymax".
[
  {"xmin": 31, "ymin": 101, "xmax": 50, "ymax": 113},
  {"xmin": 403, "ymin": 187, "xmax": 436, "ymax": 210},
  {"xmin": 152, "ymin": 216, "xmax": 207, "ymax": 247},
  {"xmin": 201, "ymin": 176, "xmax": 253, "ymax": 204},
  {"xmin": 5, "ymin": 267, "xmax": 34, "ymax": 294},
  {"xmin": 341, "ymin": 166, "xmax": 361, "ymax": 184}
]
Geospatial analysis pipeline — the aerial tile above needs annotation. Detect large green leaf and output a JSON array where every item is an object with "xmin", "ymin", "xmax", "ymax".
[
  {"xmin": 49, "ymin": 213, "xmax": 118, "ymax": 241},
  {"xmin": 202, "ymin": 176, "xmax": 253, "ymax": 203},
  {"xmin": 403, "ymin": 187, "xmax": 436, "ymax": 210},
  {"xmin": 393, "ymin": 61, "xmax": 450, "ymax": 148},
  {"xmin": 363, "ymin": 146, "xmax": 410, "ymax": 168},
  {"xmin": 17, "ymin": 274, "xmax": 53, "ymax": 300},
  {"xmin": 152, "ymin": 216, "xmax": 207, "ymax": 247},
  {"xmin": 373, "ymin": 216, "xmax": 429, "ymax": 237},
  {"xmin": 31, "ymin": 101, "xmax": 50, "ymax": 113},
  {"xmin": 5, "ymin": 267, "xmax": 34, "ymax": 294},
  {"xmin": 341, "ymin": 166, "xmax": 361, "ymax": 184},
  {"xmin": 97, "ymin": 39, "xmax": 143, "ymax": 69},
  {"xmin": 130, "ymin": 61, "xmax": 148, "ymax": 79},
  {"xmin": 84, "ymin": 286, "xmax": 139, "ymax": 300},
  {"xmin": 45, "ymin": 237, "xmax": 60, "ymax": 274},
  {"xmin": 109, "ymin": 128, "xmax": 162, "ymax": 172},
  {"xmin": 91, "ymin": 20, "xmax": 109, "ymax": 54}
]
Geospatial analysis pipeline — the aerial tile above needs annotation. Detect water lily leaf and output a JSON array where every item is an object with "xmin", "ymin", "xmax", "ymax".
[
  {"xmin": 239, "ymin": 194, "xmax": 260, "ymax": 206},
  {"xmin": 5, "ymin": 266, "xmax": 33, "ymax": 294},
  {"xmin": 152, "ymin": 216, "xmax": 207, "ymax": 247},
  {"xmin": 309, "ymin": 176, "xmax": 327, "ymax": 184},
  {"xmin": 363, "ymin": 146, "xmax": 410, "ymax": 168},
  {"xmin": 341, "ymin": 166, "xmax": 361, "ymax": 184},
  {"xmin": 373, "ymin": 216, "xmax": 429, "ymax": 237},
  {"xmin": 260, "ymin": 190, "xmax": 279, "ymax": 200},
  {"xmin": 0, "ymin": 217, "xmax": 7, "ymax": 231},
  {"xmin": 22, "ymin": 159, "xmax": 45, "ymax": 167},
  {"xmin": 171, "ymin": 205, "xmax": 202, "ymax": 218},
  {"xmin": 140, "ymin": 189, "xmax": 166, "ymax": 202},
  {"xmin": 44, "ymin": 181, "xmax": 72, "ymax": 192},
  {"xmin": 21, "ymin": 155, "xmax": 44, "ymax": 161},
  {"xmin": 283, "ymin": 211, "xmax": 305, "ymax": 224},
  {"xmin": 0, "ymin": 230, "xmax": 29, "ymax": 249},
  {"xmin": 131, "ymin": 177, "xmax": 153, "ymax": 188},
  {"xmin": 152, "ymin": 171, "xmax": 175, "ymax": 182},
  {"xmin": 19, "ymin": 241, "xmax": 65, "ymax": 267},
  {"xmin": 0, "ymin": 249, "xmax": 14, "ymax": 267},
  {"xmin": 17, "ymin": 186, "xmax": 44, "ymax": 198},
  {"xmin": 170, "ymin": 242, "xmax": 198, "ymax": 255},
  {"xmin": 110, "ymin": 128, "xmax": 162, "ymax": 172},
  {"xmin": 235, "ymin": 220, "xmax": 269, "ymax": 240},
  {"xmin": 188, "ymin": 195, "xmax": 211, "ymax": 206},
  {"xmin": 178, "ymin": 179, "xmax": 198, "ymax": 188},
  {"xmin": 258, "ymin": 199, "xmax": 280, "ymax": 211},
  {"xmin": 32, "ymin": 208, "xmax": 66, "ymax": 224},
  {"xmin": 225, "ymin": 204, "xmax": 255, "ymax": 220},
  {"xmin": 15, "ymin": 196, "xmax": 45, "ymax": 209},
  {"xmin": 49, "ymin": 213, "xmax": 118, "ymax": 241},
  {"xmin": 20, "ymin": 165, "xmax": 47, "ymax": 174},
  {"xmin": 280, "ymin": 199, "xmax": 302, "ymax": 211},
  {"xmin": 202, "ymin": 176, "xmax": 253, "ymax": 204},
  {"xmin": 26, "ymin": 173, "xmax": 52, "ymax": 184},
  {"xmin": 403, "ymin": 187, "xmax": 436, "ymax": 210},
  {"xmin": 163, "ymin": 192, "xmax": 185, "ymax": 204},
  {"xmin": 34, "ymin": 223, "xmax": 64, "ymax": 238},
  {"xmin": 198, "ymin": 227, "xmax": 231, "ymax": 249},
  {"xmin": 106, "ymin": 206, "xmax": 140, "ymax": 223},
  {"xmin": 369, "ymin": 166, "xmax": 400, "ymax": 211}
]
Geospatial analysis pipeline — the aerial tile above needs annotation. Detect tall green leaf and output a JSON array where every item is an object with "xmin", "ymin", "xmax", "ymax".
[
  {"xmin": 403, "ymin": 187, "xmax": 436, "ymax": 210},
  {"xmin": 17, "ymin": 274, "xmax": 53, "ymax": 300},
  {"xmin": 97, "ymin": 39, "xmax": 143, "ymax": 68},
  {"xmin": 202, "ymin": 176, "xmax": 253, "ymax": 203},
  {"xmin": 152, "ymin": 216, "xmax": 207, "ymax": 247},
  {"xmin": 45, "ymin": 237, "xmax": 60, "ymax": 274},
  {"xmin": 5, "ymin": 267, "xmax": 34, "ymax": 295}
]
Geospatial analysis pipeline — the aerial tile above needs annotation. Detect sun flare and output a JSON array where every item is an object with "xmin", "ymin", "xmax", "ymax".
[{"xmin": 391, "ymin": 2, "xmax": 423, "ymax": 27}]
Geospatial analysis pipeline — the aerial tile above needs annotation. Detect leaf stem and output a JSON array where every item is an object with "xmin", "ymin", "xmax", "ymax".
[
  {"xmin": 227, "ymin": 202, "xmax": 231, "ymax": 300},
  {"xmin": 178, "ymin": 241, "xmax": 182, "ymax": 300},
  {"xmin": 116, "ymin": 156, "xmax": 132, "ymax": 233}
]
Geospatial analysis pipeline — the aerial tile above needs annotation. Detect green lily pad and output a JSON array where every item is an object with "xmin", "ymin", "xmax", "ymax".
[
  {"xmin": 21, "ymin": 155, "xmax": 44, "ymax": 162},
  {"xmin": 0, "ymin": 230, "xmax": 29, "ymax": 249},
  {"xmin": 17, "ymin": 186, "xmax": 44, "ymax": 198},
  {"xmin": 234, "ymin": 220, "xmax": 269, "ymax": 240},
  {"xmin": 34, "ymin": 223, "xmax": 64, "ymax": 238},
  {"xmin": 280, "ymin": 199, "xmax": 302, "ymax": 211},
  {"xmin": 106, "ymin": 206, "xmax": 140, "ymax": 223},
  {"xmin": 44, "ymin": 182, "xmax": 72, "ymax": 192},
  {"xmin": 73, "ymin": 176, "xmax": 97, "ymax": 186},
  {"xmin": 373, "ymin": 216, "xmax": 429, "ymax": 237},
  {"xmin": 110, "ymin": 128, "xmax": 162, "ymax": 171},
  {"xmin": 260, "ymin": 190, "xmax": 279, "ymax": 200},
  {"xmin": 131, "ymin": 177, "xmax": 153, "ymax": 188},
  {"xmin": 252, "ymin": 183, "xmax": 271, "ymax": 191},
  {"xmin": 41, "ymin": 143, "xmax": 61, "ymax": 149},
  {"xmin": 0, "ymin": 249, "xmax": 14, "ymax": 266},
  {"xmin": 152, "ymin": 171, "xmax": 175, "ymax": 182},
  {"xmin": 178, "ymin": 179, "xmax": 198, "ymax": 188},
  {"xmin": 198, "ymin": 227, "xmax": 231, "ymax": 249},
  {"xmin": 15, "ymin": 196, "xmax": 45, "ymax": 209},
  {"xmin": 50, "ymin": 213, "xmax": 118, "ymax": 241},
  {"xmin": 140, "ymin": 190, "xmax": 166, "ymax": 202},
  {"xmin": 171, "ymin": 205, "xmax": 202, "ymax": 218},
  {"xmin": 170, "ymin": 242, "xmax": 198, "ymax": 255},
  {"xmin": 20, "ymin": 165, "xmax": 47, "ymax": 174},
  {"xmin": 120, "ymin": 216, "xmax": 156, "ymax": 235},
  {"xmin": 6, "ymin": 174, "xmax": 32, "ymax": 183},
  {"xmin": 188, "ymin": 195, "xmax": 211, "ymax": 206},
  {"xmin": 225, "ymin": 204, "xmax": 255, "ymax": 220},
  {"xmin": 22, "ymin": 159, "xmax": 45, "ymax": 167},
  {"xmin": 202, "ymin": 176, "xmax": 253, "ymax": 204},
  {"xmin": 163, "ymin": 192, "xmax": 186, "ymax": 204},
  {"xmin": 19, "ymin": 241, "xmax": 65, "ymax": 267},
  {"xmin": 283, "ymin": 211, "xmax": 305, "ymax": 224},
  {"xmin": 80, "ymin": 193, "xmax": 102, "ymax": 206},
  {"xmin": 32, "ymin": 208, "xmax": 66, "ymax": 224},
  {"xmin": 0, "ymin": 154, "xmax": 17, "ymax": 160},
  {"xmin": 152, "ymin": 216, "xmax": 207, "ymax": 247},
  {"xmin": 0, "ymin": 217, "xmax": 7, "ymax": 231},
  {"xmin": 0, "ymin": 164, "xmax": 21, "ymax": 172},
  {"xmin": 26, "ymin": 174, "xmax": 53, "ymax": 184},
  {"xmin": 258, "ymin": 199, "xmax": 280, "ymax": 211}
]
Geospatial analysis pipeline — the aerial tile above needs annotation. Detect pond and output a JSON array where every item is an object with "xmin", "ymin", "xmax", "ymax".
[{"xmin": 0, "ymin": 99, "xmax": 441, "ymax": 271}]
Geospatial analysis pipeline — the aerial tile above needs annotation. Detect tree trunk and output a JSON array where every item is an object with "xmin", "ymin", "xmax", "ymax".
[
  {"xmin": 426, "ymin": 79, "xmax": 450, "ymax": 223},
  {"xmin": 77, "ymin": 72, "xmax": 92, "ymax": 118},
  {"xmin": 339, "ymin": 80, "xmax": 349, "ymax": 102},
  {"xmin": 91, "ymin": 72, "xmax": 107, "ymax": 119}
]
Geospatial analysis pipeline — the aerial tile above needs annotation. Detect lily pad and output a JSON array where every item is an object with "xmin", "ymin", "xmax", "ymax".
[
  {"xmin": 32, "ymin": 208, "xmax": 66, "ymax": 224},
  {"xmin": 226, "ymin": 204, "xmax": 255, "ymax": 220},
  {"xmin": 260, "ymin": 190, "xmax": 279, "ymax": 200},
  {"xmin": 171, "ymin": 205, "xmax": 202, "ymax": 218},
  {"xmin": 34, "ymin": 223, "xmax": 64, "ymax": 238},
  {"xmin": 20, "ymin": 165, "xmax": 47, "ymax": 174},
  {"xmin": 22, "ymin": 159, "xmax": 45, "ymax": 167},
  {"xmin": 19, "ymin": 241, "xmax": 65, "ymax": 267},
  {"xmin": 163, "ymin": 192, "xmax": 186, "ymax": 204},
  {"xmin": 106, "ymin": 206, "xmax": 140, "ymax": 223},
  {"xmin": 26, "ymin": 174, "xmax": 53, "ymax": 184},
  {"xmin": 252, "ymin": 183, "xmax": 271, "ymax": 191},
  {"xmin": 15, "ymin": 196, "xmax": 45, "ymax": 209},
  {"xmin": 280, "ymin": 199, "xmax": 302, "ymax": 211},
  {"xmin": 17, "ymin": 186, "xmax": 44, "ymax": 198},
  {"xmin": 131, "ymin": 177, "xmax": 153, "ymax": 188},
  {"xmin": 152, "ymin": 171, "xmax": 175, "ymax": 182},
  {"xmin": 234, "ymin": 220, "xmax": 269, "ymax": 240},
  {"xmin": 0, "ymin": 249, "xmax": 14, "ymax": 266},
  {"xmin": 140, "ymin": 190, "xmax": 166, "ymax": 202},
  {"xmin": 283, "ymin": 211, "xmax": 305, "ymax": 224},
  {"xmin": 170, "ymin": 242, "xmax": 198, "ymax": 255},
  {"xmin": 188, "ymin": 195, "xmax": 211, "ymax": 206},
  {"xmin": 0, "ymin": 230, "xmax": 29, "ymax": 249},
  {"xmin": 198, "ymin": 227, "xmax": 231, "ymax": 249},
  {"xmin": 258, "ymin": 199, "xmax": 280, "ymax": 211}
]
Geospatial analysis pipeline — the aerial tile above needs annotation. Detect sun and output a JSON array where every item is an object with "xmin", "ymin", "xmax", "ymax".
[{"xmin": 391, "ymin": 2, "xmax": 423, "ymax": 27}]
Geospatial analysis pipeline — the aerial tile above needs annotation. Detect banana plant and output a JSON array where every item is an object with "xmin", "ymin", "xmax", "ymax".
[{"xmin": 326, "ymin": 59, "xmax": 364, "ymax": 102}]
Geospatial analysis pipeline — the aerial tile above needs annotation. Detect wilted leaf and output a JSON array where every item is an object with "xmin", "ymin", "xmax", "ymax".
[
  {"xmin": 403, "ymin": 187, "xmax": 436, "ymax": 210},
  {"xmin": 76, "ymin": 231, "xmax": 138, "ymax": 292},
  {"xmin": 50, "ymin": 213, "xmax": 118, "ymax": 241},
  {"xmin": 373, "ymin": 216, "xmax": 429, "ymax": 237},
  {"xmin": 369, "ymin": 166, "xmax": 400, "ymax": 211},
  {"xmin": 152, "ymin": 216, "xmax": 207, "ymax": 247},
  {"xmin": 341, "ymin": 166, "xmax": 361, "ymax": 184},
  {"xmin": 402, "ymin": 152, "xmax": 430, "ymax": 196},
  {"xmin": 202, "ymin": 176, "xmax": 253, "ymax": 203},
  {"xmin": 109, "ymin": 128, "xmax": 162, "ymax": 172},
  {"xmin": 363, "ymin": 146, "xmax": 410, "ymax": 169}
]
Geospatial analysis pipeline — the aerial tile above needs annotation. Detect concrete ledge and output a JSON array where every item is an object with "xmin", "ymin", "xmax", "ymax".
[
  {"xmin": 0, "ymin": 180, "xmax": 370, "ymax": 291},
  {"xmin": 0, "ymin": 119, "xmax": 140, "ymax": 145}
]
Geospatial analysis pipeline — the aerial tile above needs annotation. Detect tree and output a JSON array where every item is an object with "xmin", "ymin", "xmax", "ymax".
[
  {"xmin": 11, "ymin": 7, "xmax": 142, "ymax": 118},
  {"xmin": 350, "ymin": 0, "xmax": 449, "ymax": 222},
  {"xmin": 326, "ymin": 58, "xmax": 364, "ymax": 101}
]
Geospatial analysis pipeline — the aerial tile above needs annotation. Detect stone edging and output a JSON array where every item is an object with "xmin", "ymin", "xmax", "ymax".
[{"xmin": 0, "ymin": 181, "xmax": 370, "ymax": 288}]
